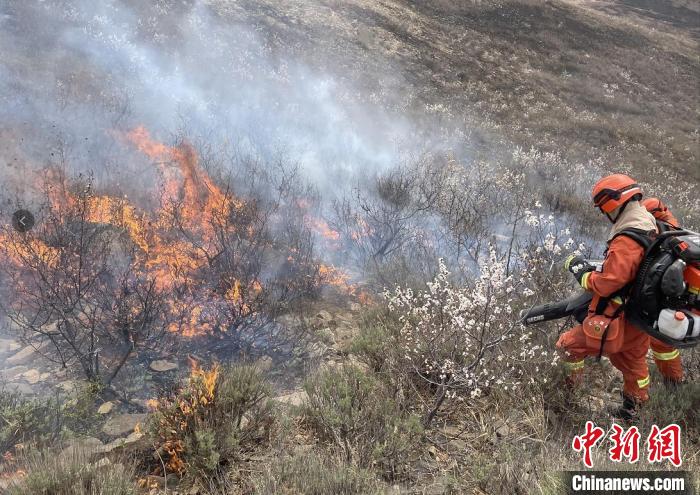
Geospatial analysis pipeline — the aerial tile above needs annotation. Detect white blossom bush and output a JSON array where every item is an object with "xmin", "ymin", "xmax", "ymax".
[
  {"xmin": 517, "ymin": 202, "xmax": 590, "ymax": 303},
  {"xmin": 385, "ymin": 247, "xmax": 560, "ymax": 426}
]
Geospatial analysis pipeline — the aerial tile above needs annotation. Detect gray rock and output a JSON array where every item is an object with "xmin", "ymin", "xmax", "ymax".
[
  {"xmin": 7, "ymin": 345, "xmax": 39, "ymax": 365},
  {"xmin": 149, "ymin": 360, "xmax": 178, "ymax": 372},
  {"xmin": 274, "ymin": 390, "xmax": 308, "ymax": 407},
  {"xmin": 6, "ymin": 382, "xmax": 33, "ymax": 395},
  {"xmin": 21, "ymin": 369, "xmax": 49, "ymax": 384},
  {"xmin": 0, "ymin": 365, "xmax": 28, "ymax": 381},
  {"xmin": 97, "ymin": 401, "xmax": 115, "ymax": 415},
  {"xmin": 0, "ymin": 338, "xmax": 22, "ymax": 353},
  {"xmin": 103, "ymin": 430, "xmax": 145, "ymax": 452},
  {"xmin": 102, "ymin": 413, "xmax": 147, "ymax": 437},
  {"xmin": 56, "ymin": 380, "xmax": 81, "ymax": 394},
  {"xmin": 60, "ymin": 436, "xmax": 105, "ymax": 459}
]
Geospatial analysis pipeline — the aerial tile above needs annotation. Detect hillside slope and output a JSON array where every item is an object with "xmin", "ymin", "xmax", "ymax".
[{"xmin": 211, "ymin": 0, "xmax": 699, "ymax": 182}]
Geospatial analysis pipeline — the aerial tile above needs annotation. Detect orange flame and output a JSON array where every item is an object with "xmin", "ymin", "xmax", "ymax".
[{"xmin": 2, "ymin": 125, "xmax": 370, "ymax": 338}]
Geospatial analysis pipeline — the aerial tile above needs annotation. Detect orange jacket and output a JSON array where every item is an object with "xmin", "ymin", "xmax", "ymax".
[
  {"xmin": 643, "ymin": 198, "xmax": 680, "ymax": 228},
  {"xmin": 581, "ymin": 200, "xmax": 657, "ymax": 313},
  {"xmin": 582, "ymin": 235, "xmax": 645, "ymax": 313}
]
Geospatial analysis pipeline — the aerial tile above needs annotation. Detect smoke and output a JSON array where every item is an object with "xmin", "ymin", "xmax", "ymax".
[{"xmin": 0, "ymin": 0, "xmax": 464, "ymax": 207}]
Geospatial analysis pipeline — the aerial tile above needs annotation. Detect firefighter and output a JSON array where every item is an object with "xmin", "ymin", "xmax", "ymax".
[
  {"xmin": 643, "ymin": 197, "xmax": 680, "ymax": 230},
  {"xmin": 556, "ymin": 174, "xmax": 657, "ymax": 420},
  {"xmin": 642, "ymin": 197, "xmax": 684, "ymax": 385}
]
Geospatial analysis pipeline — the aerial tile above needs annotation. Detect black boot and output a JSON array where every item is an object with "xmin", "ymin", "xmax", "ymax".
[{"xmin": 610, "ymin": 395, "xmax": 638, "ymax": 421}]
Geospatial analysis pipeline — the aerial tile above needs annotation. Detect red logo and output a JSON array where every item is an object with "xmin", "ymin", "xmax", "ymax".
[
  {"xmin": 572, "ymin": 421, "xmax": 606, "ymax": 468},
  {"xmin": 647, "ymin": 423, "xmax": 682, "ymax": 467},
  {"xmin": 609, "ymin": 424, "xmax": 640, "ymax": 463},
  {"xmin": 572, "ymin": 422, "xmax": 682, "ymax": 468}
]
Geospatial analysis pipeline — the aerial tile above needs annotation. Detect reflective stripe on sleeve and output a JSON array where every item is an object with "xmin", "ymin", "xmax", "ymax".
[
  {"xmin": 581, "ymin": 272, "xmax": 591, "ymax": 290},
  {"xmin": 637, "ymin": 376, "xmax": 650, "ymax": 388},
  {"xmin": 652, "ymin": 349, "xmax": 680, "ymax": 361}
]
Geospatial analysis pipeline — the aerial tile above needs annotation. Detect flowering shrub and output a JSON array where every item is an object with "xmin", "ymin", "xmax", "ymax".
[{"xmin": 385, "ymin": 247, "xmax": 561, "ymax": 425}]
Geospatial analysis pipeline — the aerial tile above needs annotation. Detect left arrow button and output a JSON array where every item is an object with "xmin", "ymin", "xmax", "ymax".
[{"xmin": 12, "ymin": 209, "xmax": 35, "ymax": 233}]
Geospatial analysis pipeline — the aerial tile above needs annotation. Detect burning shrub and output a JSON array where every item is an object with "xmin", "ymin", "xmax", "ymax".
[
  {"xmin": 385, "ymin": 250, "xmax": 559, "ymax": 426},
  {"xmin": 149, "ymin": 363, "xmax": 274, "ymax": 481},
  {"xmin": 0, "ymin": 174, "xmax": 169, "ymax": 386},
  {"xmin": 123, "ymin": 128, "xmax": 326, "ymax": 349},
  {"xmin": 0, "ymin": 127, "xmax": 338, "ymax": 388},
  {"xmin": 255, "ymin": 451, "xmax": 384, "ymax": 495},
  {"xmin": 331, "ymin": 160, "xmax": 443, "ymax": 287},
  {"xmin": 303, "ymin": 365, "xmax": 423, "ymax": 481}
]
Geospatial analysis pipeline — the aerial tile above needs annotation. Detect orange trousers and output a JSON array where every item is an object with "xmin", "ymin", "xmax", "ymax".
[
  {"xmin": 650, "ymin": 338, "xmax": 683, "ymax": 383},
  {"xmin": 556, "ymin": 321, "xmax": 651, "ymax": 401}
]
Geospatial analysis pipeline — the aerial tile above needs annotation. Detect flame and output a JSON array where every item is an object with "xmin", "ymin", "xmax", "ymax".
[
  {"xmin": 309, "ymin": 217, "xmax": 340, "ymax": 242},
  {"xmin": 149, "ymin": 363, "xmax": 220, "ymax": 476},
  {"xmin": 318, "ymin": 264, "xmax": 350, "ymax": 287},
  {"xmin": 2, "ymin": 125, "xmax": 368, "ymax": 338},
  {"xmin": 190, "ymin": 362, "xmax": 219, "ymax": 403}
]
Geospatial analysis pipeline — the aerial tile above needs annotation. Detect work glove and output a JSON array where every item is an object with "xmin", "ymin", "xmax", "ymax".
[{"xmin": 564, "ymin": 254, "xmax": 594, "ymax": 287}]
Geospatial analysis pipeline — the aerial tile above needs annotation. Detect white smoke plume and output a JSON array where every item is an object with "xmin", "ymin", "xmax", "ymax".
[{"xmin": 0, "ymin": 0, "xmax": 466, "ymax": 207}]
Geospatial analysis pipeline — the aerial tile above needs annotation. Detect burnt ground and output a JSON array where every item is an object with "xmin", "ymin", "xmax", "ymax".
[{"xmin": 210, "ymin": 0, "xmax": 699, "ymax": 182}]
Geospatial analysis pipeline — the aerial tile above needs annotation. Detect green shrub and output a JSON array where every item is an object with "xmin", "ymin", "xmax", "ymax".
[
  {"xmin": 148, "ymin": 363, "xmax": 274, "ymax": 481},
  {"xmin": 58, "ymin": 381, "xmax": 102, "ymax": 437},
  {"xmin": 303, "ymin": 365, "xmax": 422, "ymax": 481},
  {"xmin": 349, "ymin": 322, "xmax": 393, "ymax": 373},
  {"xmin": 0, "ymin": 389, "xmax": 55, "ymax": 453},
  {"xmin": 6, "ymin": 448, "xmax": 136, "ymax": 495},
  {"xmin": 255, "ymin": 451, "xmax": 384, "ymax": 495},
  {"xmin": 0, "ymin": 382, "xmax": 108, "ymax": 455}
]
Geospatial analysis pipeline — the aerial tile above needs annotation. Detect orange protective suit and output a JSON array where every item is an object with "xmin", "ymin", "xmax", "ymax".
[
  {"xmin": 643, "ymin": 198, "xmax": 683, "ymax": 383},
  {"xmin": 642, "ymin": 197, "xmax": 680, "ymax": 229},
  {"xmin": 557, "ymin": 234, "xmax": 651, "ymax": 401}
]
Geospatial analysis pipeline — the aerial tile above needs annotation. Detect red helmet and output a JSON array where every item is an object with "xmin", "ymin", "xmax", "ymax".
[{"xmin": 591, "ymin": 174, "xmax": 642, "ymax": 213}]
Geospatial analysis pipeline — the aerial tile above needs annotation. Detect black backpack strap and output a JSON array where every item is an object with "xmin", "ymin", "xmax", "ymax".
[
  {"xmin": 656, "ymin": 220, "xmax": 678, "ymax": 234},
  {"xmin": 610, "ymin": 228, "xmax": 655, "ymax": 252}
]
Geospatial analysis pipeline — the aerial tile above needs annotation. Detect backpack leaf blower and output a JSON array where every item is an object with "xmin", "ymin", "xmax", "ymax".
[{"xmin": 520, "ymin": 229, "xmax": 700, "ymax": 348}]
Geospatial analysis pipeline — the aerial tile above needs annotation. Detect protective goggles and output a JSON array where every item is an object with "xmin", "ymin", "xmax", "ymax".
[{"xmin": 593, "ymin": 183, "xmax": 640, "ymax": 209}]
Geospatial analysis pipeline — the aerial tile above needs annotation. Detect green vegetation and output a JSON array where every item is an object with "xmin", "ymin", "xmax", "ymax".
[
  {"xmin": 303, "ymin": 365, "xmax": 423, "ymax": 481},
  {"xmin": 7, "ymin": 449, "xmax": 136, "ymax": 495},
  {"xmin": 255, "ymin": 452, "xmax": 384, "ymax": 495}
]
